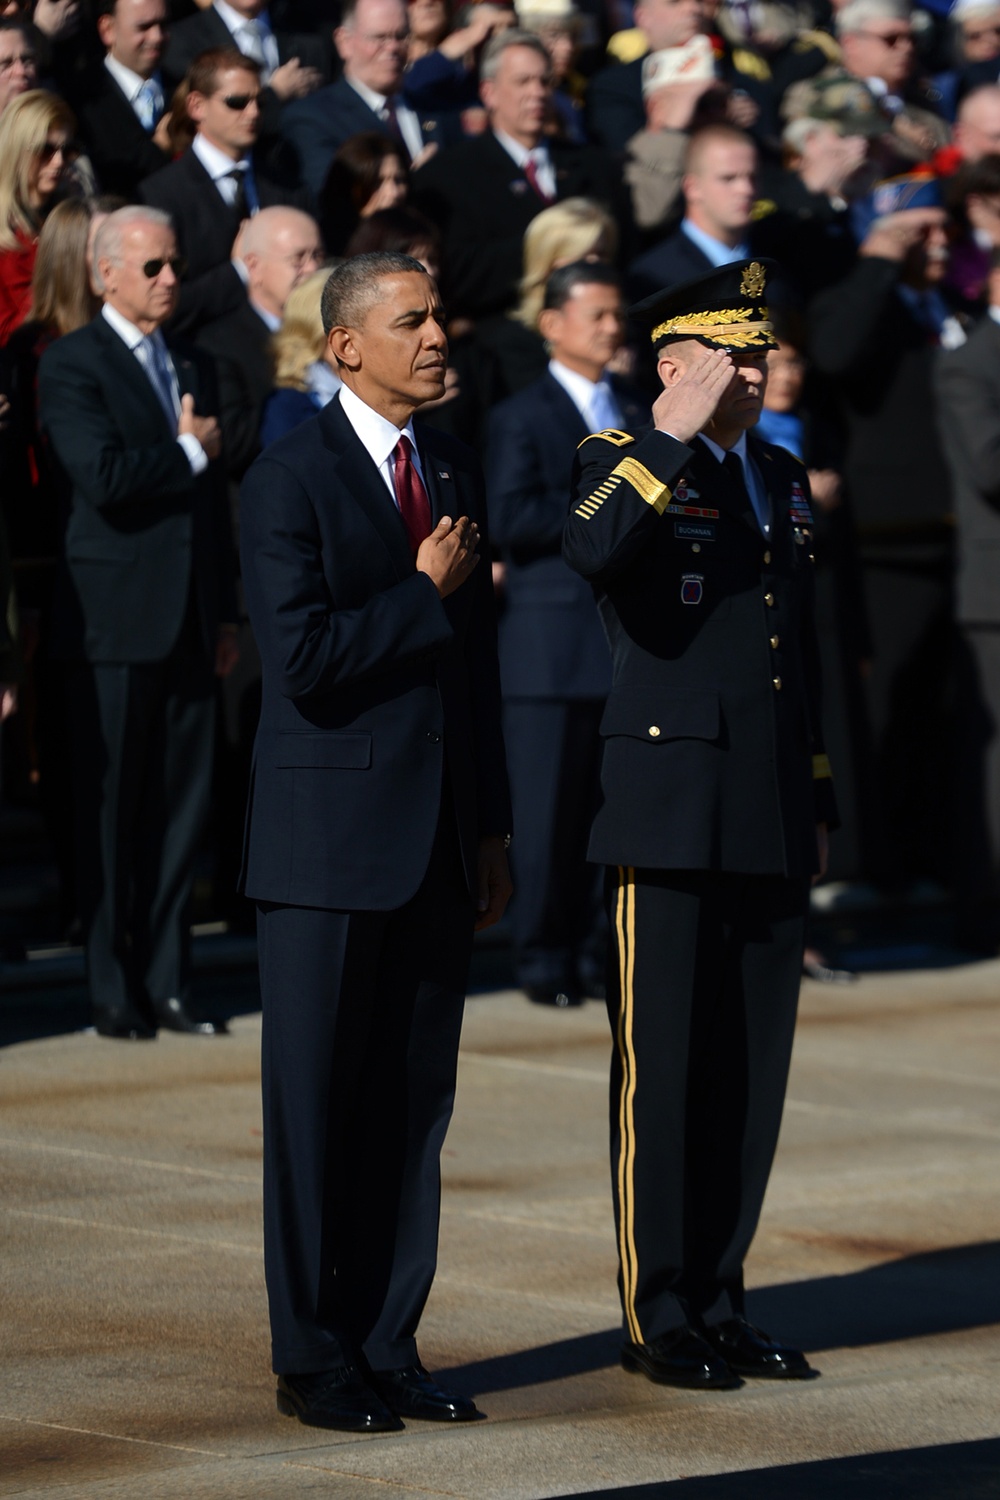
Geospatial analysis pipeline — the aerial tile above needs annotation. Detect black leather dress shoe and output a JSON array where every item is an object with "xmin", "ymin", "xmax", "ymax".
[
  {"xmin": 153, "ymin": 997, "xmax": 226, "ymax": 1035},
  {"xmin": 94, "ymin": 1013, "xmax": 156, "ymax": 1041},
  {"xmin": 621, "ymin": 1328, "xmax": 742, "ymax": 1389},
  {"xmin": 524, "ymin": 985, "xmax": 584, "ymax": 1008},
  {"xmin": 701, "ymin": 1318, "xmax": 816, "ymax": 1379},
  {"xmin": 276, "ymin": 1368, "xmax": 403, "ymax": 1432},
  {"xmin": 369, "ymin": 1364, "xmax": 481, "ymax": 1421}
]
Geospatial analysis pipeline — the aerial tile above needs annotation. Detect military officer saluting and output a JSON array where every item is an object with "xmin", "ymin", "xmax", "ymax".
[{"xmin": 563, "ymin": 260, "xmax": 837, "ymax": 1391}]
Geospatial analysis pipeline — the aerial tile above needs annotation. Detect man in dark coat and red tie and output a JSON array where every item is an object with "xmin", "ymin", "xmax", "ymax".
[{"xmin": 239, "ymin": 252, "xmax": 512, "ymax": 1432}]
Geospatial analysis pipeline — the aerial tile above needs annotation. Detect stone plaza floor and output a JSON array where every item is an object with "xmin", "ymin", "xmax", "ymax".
[{"xmin": 3, "ymin": 963, "xmax": 1000, "ymax": 1498}]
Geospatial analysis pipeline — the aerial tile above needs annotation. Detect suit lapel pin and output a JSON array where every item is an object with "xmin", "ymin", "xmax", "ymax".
[{"xmin": 438, "ymin": 470, "xmax": 450, "ymax": 480}]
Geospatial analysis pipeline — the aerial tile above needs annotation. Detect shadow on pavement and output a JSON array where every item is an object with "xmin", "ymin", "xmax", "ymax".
[
  {"xmin": 439, "ymin": 1241, "xmax": 1000, "ymax": 1394},
  {"xmin": 570, "ymin": 1438, "xmax": 1000, "ymax": 1499}
]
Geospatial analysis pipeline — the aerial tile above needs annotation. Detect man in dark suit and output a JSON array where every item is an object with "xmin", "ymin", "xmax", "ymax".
[
  {"xmin": 809, "ymin": 184, "xmax": 960, "ymax": 892},
  {"xmin": 195, "ymin": 204, "xmax": 323, "ymax": 480},
  {"xmin": 627, "ymin": 124, "xmax": 758, "ymax": 302},
  {"xmin": 38, "ymin": 206, "xmax": 239, "ymax": 1040},
  {"xmin": 68, "ymin": 0, "xmax": 172, "ymax": 200},
  {"xmin": 938, "ymin": 257, "xmax": 1000, "ymax": 950},
  {"xmin": 141, "ymin": 48, "xmax": 307, "ymax": 336},
  {"xmin": 564, "ymin": 260, "xmax": 836, "ymax": 1391},
  {"xmin": 412, "ymin": 28, "xmax": 624, "ymax": 320},
  {"xmin": 488, "ymin": 261, "xmax": 643, "ymax": 1007},
  {"xmin": 281, "ymin": 0, "xmax": 457, "ymax": 197},
  {"xmin": 239, "ymin": 252, "xmax": 512, "ymax": 1431},
  {"xmin": 162, "ymin": 0, "xmax": 328, "ymax": 173}
]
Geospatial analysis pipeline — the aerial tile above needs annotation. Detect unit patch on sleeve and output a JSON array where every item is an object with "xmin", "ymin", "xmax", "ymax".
[{"xmin": 681, "ymin": 573, "xmax": 704, "ymax": 604}]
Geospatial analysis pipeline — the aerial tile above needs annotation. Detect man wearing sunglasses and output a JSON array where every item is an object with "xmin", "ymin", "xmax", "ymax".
[
  {"xmin": 833, "ymin": 0, "xmax": 948, "ymax": 161},
  {"xmin": 37, "ymin": 205, "xmax": 239, "ymax": 1041},
  {"xmin": 141, "ymin": 46, "xmax": 307, "ymax": 337}
]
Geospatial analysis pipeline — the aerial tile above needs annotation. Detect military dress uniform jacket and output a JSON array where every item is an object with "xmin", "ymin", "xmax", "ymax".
[{"xmin": 562, "ymin": 425, "xmax": 837, "ymax": 876}]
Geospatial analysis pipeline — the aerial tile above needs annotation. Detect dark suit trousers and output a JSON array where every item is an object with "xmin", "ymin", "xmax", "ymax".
[
  {"xmin": 258, "ymin": 798, "xmax": 475, "ymax": 1376},
  {"xmin": 605, "ymin": 866, "xmax": 807, "ymax": 1344},
  {"xmin": 72, "ymin": 598, "xmax": 215, "ymax": 1021},
  {"xmin": 503, "ymin": 698, "xmax": 605, "ymax": 990}
]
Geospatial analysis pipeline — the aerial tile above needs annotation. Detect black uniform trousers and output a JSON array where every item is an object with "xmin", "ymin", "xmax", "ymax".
[
  {"xmin": 258, "ymin": 796, "xmax": 475, "ymax": 1377},
  {"xmin": 606, "ymin": 865, "xmax": 808, "ymax": 1344},
  {"xmin": 71, "ymin": 594, "xmax": 216, "ymax": 1024},
  {"xmin": 503, "ymin": 698, "xmax": 605, "ymax": 992}
]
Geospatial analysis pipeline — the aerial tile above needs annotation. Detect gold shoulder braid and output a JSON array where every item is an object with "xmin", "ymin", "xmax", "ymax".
[{"xmin": 578, "ymin": 428, "xmax": 635, "ymax": 449}]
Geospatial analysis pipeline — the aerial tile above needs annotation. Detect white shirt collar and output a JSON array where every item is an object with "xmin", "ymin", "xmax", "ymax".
[
  {"xmin": 347, "ymin": 73, "xmax": 391, "ymax": 114},
  {"xmin": 494, "ymin": 127, "xmax": 549, "ymax": 169},
  {"xmin": 214, "ymin": 0, "xmax": 271, "ymax": 37},
  {"xmin": 681, "ymin": 218, "xmax": 749, "ymax": 269},
  {"xmin": 192, "ymin": 131, "xmax": 250, "ymax": 182},
  {"xmin": 338, "ymin": 383, "xmax": 419, "ymax": 473},
  {"xmin": 548, "ymin": 358, "xmax": 601, "ymax": 414},
  {"xmin": 102, "ymin": 300, "xmax": 155, "ymax": 350},
  {"xmin": 989, "ymin": 306, "xmax": 1000, "ymax": 328},
  {"xmin": 104, "ymin": 52, "xmax": 149, "ymax": 103},
  {"xmin": 250, "ymin": 299, "xmax": 282, "ymax": 332},
  {"xmin": 306, "ymin": 359, "xmax": 342, "ymax": 403},
  {"xmin": 698, "ymin": 429, "xmax": 749, "ymax": 466}
]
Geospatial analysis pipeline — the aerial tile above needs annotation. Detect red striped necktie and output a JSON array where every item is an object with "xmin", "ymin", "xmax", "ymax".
[{"xmin": 392, "ymin": 434, "xmax": 432, "ymax": 553}]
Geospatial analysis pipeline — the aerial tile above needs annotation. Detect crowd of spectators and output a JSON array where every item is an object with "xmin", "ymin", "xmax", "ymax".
[{"xmin": 2, "ymin": 0, "xmax": 1000, "ymax": 995}]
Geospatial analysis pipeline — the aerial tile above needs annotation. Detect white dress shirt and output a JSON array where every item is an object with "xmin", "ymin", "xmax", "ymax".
[
  {"xmin": 346, "ymin": 75, "xmax": 423, "ymax": 163},
  {"xmin": 494, "ymin": 128, "xmax": 557, "ymax": 200},
  {"xmin": 338, "ymin": 384, "xmax": 426, "ymax": 510},
  {"xmin": 214, "ymin": 0, "xmax": 280, "ymax": 81},
  {"xmin": 192, "ymin": 131, "xmax": 254, "ymax": 207},
  {"xmin": 101, "ymin": 303, "xmax": 207, "ymax": 474},
  {"xmin": 698, "ymin": 428, "xmax": 769, "ymax": 535},
  {"xmin": 548, "ymin": 358, "xmax": 622, "ymax": 433},
  {"xmin": 104, "ymin": 53, "xmax": 163, "ymax": 126}
]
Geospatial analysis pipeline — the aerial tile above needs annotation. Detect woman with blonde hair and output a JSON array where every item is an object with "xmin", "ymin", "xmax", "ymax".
[
  {"xmin": 0, "ymin": 89, "xmax": 77, "ymax": 345},
  {"xmin": 259, "ymin": 268, "xmax": 342, "ymax": 447},
  {"xmin": 468, "ymin": 196, "xmax": 618, "ymax": 420}
]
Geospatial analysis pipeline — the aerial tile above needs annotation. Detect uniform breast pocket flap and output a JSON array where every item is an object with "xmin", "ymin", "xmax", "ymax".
[
  {"xmin": 275, "ymin": 732, "xmax": 372, "ymax": 769},
  {"xmin": 600, "ymin": 689, "xmax": 719, "ymax": 743}
]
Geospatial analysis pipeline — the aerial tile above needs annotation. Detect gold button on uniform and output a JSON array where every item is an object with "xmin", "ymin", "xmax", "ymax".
[
  {"xmin": 649, "ymin": 725, "xmax": 661, "ymax": 738},
  {"xmin": 770, "ymin": 635, "xmax": 779, "ymax": 649},
  {"xmin": 773, "ymin": 676, "xmax": 782, "ymax": 690},
  {"xmin": 763, "ymin": 550, "xmax": 771, "ymax": 565},
  {"xmin": 764, "ymin": 591, "xmax": 775, "ymax": 607},
  {"xmin": 691, "ymin": 543, "xmax": 701, "ymax": 553}
]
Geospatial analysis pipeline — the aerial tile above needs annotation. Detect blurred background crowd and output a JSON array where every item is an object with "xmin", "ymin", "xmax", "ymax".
[{"xmin": 2, "ymin": 0, "xmax": 1000, "ymax": 1012}]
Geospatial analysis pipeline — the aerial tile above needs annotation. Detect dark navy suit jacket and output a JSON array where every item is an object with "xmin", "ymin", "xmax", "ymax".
[
  {"xmin": 238, "ymin": 392, "xmax": 511, "ymax": 911},
  {"xmin": 487, "ymin": 370, "xmax": 645, "ymax": 700},
  {"xmin": 281, "ymin": 75, "xmax": 462, "ymax": 197},
  {"xmin": 38, "ymin": 314, "xmax": 236, "ymax": 664}
]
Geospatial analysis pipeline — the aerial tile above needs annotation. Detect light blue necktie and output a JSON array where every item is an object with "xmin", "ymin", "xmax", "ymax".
[
  {"xmin": 139, "ymin": 334, "xmax": 178, "ymax": 426},
  {"xmin": 134, "ymin": 78, "xmax": 163, "ymax": 133}
]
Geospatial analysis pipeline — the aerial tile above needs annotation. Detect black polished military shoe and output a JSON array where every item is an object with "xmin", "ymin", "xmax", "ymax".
[
  {"xmin": 621, "ymin": 1328, "xmax": 742, "ymax": 1389},
  {"xmin": 153, "ymin": 997, "xmax": 226, "ymax": 1035},
  {"xmin": 524, "ymin": 985, "xmax": 584, "ymax": 1008},
  {"xmin": 701, "ymin": 1318, "xmax": 816, "ymax": 1379},
  {"xmin": 369, "ymin": 1364, "xmax": 481, "ymax": 1421},
  {"xmin": 94, "ymin": 1012, "xmax": 156, "ymax": 1041},
  {"xmin": 276, "ymin": 1368, "xmax": 403, "ymax": 1432}
]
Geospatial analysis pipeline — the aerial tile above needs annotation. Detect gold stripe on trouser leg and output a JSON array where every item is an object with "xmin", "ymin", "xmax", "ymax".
[{"xmin": 614, "ymin": 865, "xmax": 642, "ymax": 1344}]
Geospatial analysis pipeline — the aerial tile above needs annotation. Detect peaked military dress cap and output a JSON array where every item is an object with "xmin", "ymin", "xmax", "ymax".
[{"xmin": 629, "ymin": 259, "xmax": 781, "ymax": 354}]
